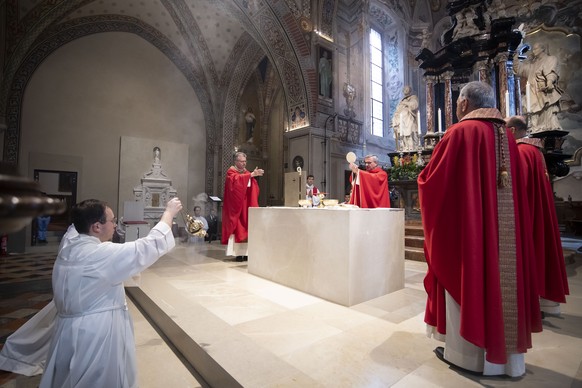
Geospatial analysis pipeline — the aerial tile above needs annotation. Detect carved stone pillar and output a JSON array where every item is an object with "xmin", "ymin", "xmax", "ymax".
[
  {"xmin": 496, "ymin": 53, "xmax": 510, "ymax": 117},
  {"xmin": 425, "ymin": 75, "xmax": 436, "ymax": 133},
  {"xmin": 442, "ymin": 71, "xmax": 454, "ymax": 130},
  {"xmin": 474, "ymin": 60, "xmax": 490, "ymax": 83}
]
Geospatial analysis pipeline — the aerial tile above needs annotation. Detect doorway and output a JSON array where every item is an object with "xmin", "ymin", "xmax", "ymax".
[{"xmin": 31, "ymin": 170, "xmax": 77, "ymax": 246}]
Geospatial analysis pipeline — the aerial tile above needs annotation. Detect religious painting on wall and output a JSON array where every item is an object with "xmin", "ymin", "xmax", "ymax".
[
  {"xmin": 290, "ymin": 105, "xmax": 307, "ymax": 130},
  {"xmin": 318, "ymin": 46, "xmax": 333, "ymax": 99}
]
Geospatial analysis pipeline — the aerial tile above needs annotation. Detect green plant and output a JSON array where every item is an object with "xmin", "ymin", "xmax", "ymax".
[{"xmin": 388, "ymin": 154, "xmax": 424, "ymax": 181}]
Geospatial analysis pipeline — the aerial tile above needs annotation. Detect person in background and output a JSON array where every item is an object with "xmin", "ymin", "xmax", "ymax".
[
  {"xmin": 340, "ymin": 193, "xmax": 351, "ymax": 204},
  {"xmin": 348, "ymin": 154, "xmax": 390, "ymax": 208},
  {"xmin": 39, "ymin": 197, "xmax": 182, "ymax": 387},
  {"xmin": 189, "ymin": 205, "xmax": 208, "ymax": 244},
  {"xmin": 306, "ymin": 174, "xmax": 320, "ymax": 207},
  {"xmin": 221, "ymin": 152, "xmax": 263, "ymax": 262},
  {"xmin": 36, "ymin": 194, "xmax": 51, "ymax": 244},
  {"xmin": 506, "ymin": 115, "xmax": 569, "ymax": 316},
  {"xmin": 205, "ymin": 208, "xmax": 219, "ymax": 243},
  {"xmin": 418, "ymin": 81, "xmax": 541, "ymax": 377}
]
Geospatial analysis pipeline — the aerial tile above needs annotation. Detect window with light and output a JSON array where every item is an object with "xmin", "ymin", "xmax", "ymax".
[{"xmin": 370, "ymin": 28, "xmax": 384, "ymax": 137}]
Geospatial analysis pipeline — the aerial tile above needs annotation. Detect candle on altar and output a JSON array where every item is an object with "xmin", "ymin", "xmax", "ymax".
[
  {"xmin": 526, "ymin": 81, "xmax": 531, "ymax": 113},
  {"xmin": 505, "ymin": 90, "xmax": 510, "ymax": 117},
  {"xmin": 417, "ymin": 113, "xmax": 421, "ymax": 135},
  {"xmin": 437, "ymin": 108, "xmax": 442, "ymax": 133}
]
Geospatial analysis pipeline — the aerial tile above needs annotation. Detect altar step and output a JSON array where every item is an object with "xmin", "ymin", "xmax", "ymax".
[{"xmin": 405, "ymin": 221, "xmax": 425, "ymax": 262}]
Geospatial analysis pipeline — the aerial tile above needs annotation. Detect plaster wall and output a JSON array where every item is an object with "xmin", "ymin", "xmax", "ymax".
[{"xmin": 19, "ymin": 32, "xmax": 205, "ymax": 216}]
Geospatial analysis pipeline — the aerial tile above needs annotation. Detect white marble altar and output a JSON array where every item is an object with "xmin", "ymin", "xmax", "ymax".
[{"xmin": 248, "ymin": 207, "xmax": 405, "ymax": 306}]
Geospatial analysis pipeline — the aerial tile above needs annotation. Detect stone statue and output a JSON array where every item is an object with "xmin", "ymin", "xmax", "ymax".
[
  {"xmin": 451, "ymin": 7, "xmax": 480, "ymax": 40},
  {"xmin": 421, "ymin": 28, "xmax": 431, "ymax": 49},
  {"xmin": 515, "ymin": 42, "xmax": 563, "ymax": 133},
  {"xmin": 245, "ymin": 107, "xmax": 256, "ymax": 143},
  {"xmin": 319, "ymin": 50, "xmax": 332, "ymax": 98},
  {"xmin": 153, "ymin": 147, "xmax": 161, "ymax": 164},
  {"xmin": 392, "ymin": 86, "xmax": 419, "ymax": 151},
  {"xmin": 343, "ymin": 83, "xmax": 356, "ymax": 118}
]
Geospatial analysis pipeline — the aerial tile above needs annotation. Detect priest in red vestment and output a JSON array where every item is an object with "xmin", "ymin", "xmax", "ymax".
[
  {"xmin": 348, "ymin": 154, "xmax": 390, "ymax": 208},
  {"xmin": 221, "ymin": 152, "xmax": 263, "ymax": 261},
  {"xmin": 418, "ymin": 82, "xmax": 542, "ymax": 377},
  {"xmin": 507, "ymin": 115, "xmax": 569, "ymax": 314}
]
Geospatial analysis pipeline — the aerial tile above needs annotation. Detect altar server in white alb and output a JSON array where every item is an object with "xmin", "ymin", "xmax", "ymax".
[{"xmin": 39, "ymin": 197, "xmax": 182, "ymax": 388}]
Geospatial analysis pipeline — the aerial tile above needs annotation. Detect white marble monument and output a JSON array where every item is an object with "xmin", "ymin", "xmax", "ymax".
[
  {"xmin": 133, "ymin": 147, "xmax": 177, "ymax": 223},
  {"xmin": 248, "ymin": 207, "xmax": 405, "ymax": 306}
]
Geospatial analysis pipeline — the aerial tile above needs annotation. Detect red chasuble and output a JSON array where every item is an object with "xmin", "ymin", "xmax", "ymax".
[
  {"xmin": 517, "ymin": 140, "xmax": 569, "ymax": 302},
  {"xmin": 418, "ymin": 109, "xmax": 542, "ymax": 364},
  {"xmin": 221, "ymin": 167, "xmax": 260, "ymax": 244},
  {"xmin": 349, "ymin": 167, "xmax": 390, "ymax": 208}
]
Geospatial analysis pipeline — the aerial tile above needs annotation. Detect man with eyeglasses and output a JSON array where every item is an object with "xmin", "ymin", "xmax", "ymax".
[
  {"xmin": 507, "ymin": 115, "xmax": 569, "ymax": 317},
  {"xmin": 348, "ymin": 154, "xmax": 390, "ymax": 208},
  {"xmin": 39, "ymin": 197, "xmax": 182, "ymax": 387}
]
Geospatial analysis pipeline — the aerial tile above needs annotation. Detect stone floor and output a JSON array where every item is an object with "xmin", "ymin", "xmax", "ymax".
[{"xmin": 1, "ymin": 239, "xmax": 582, "ymax": 387}]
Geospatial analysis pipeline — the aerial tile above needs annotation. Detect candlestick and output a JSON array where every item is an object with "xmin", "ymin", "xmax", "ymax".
[
  {"xmin": 417, "ymin": 113, "xmax": 421, "ymax": 135},
  {"xmin": 526, "ymin": 81, "xmax": 531, "ymax": 113},
  {"xmin": 505, "ymin": 90, "xmax": 510, "ymax": 117},
  {"xmin": 437, "ymin": 108, "xmax": 442, "ymax": 133}
]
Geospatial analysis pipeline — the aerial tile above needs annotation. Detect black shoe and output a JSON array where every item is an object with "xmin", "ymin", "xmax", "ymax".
[
  {"xmin": 243, "ymin": 256, "xmax": 248, "ymax": 261},
  {"xmin": 235, "ymin": 256, "xmax": 244, "ymax": 262},
  {"xmin": 434, "ymin": 347, "xmax": 483, "ymax": 376}
]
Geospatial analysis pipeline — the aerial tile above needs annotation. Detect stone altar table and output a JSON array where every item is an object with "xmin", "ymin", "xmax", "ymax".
[{"xmin": 248, "ymin": 207, "xmax": 405, "ymax": 306}]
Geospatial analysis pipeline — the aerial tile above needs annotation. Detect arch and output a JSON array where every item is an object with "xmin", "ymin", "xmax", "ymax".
[{"xmin": 3, "ymin": 15, "xmax": 217, "ymax": 195}]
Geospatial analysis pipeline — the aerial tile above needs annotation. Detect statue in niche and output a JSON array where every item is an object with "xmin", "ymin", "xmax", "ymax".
[
  {"xmin": 421, "ymin": 28, "xmax": 431, "ymax": 49},
  {"xmin": 392, "ymin": 85, "xmax": 419, "ymax": 151},
  {"xmin": 343, "ymin": 83, "xmax": 357, "ymax": 118},
  {"xmin": 244, "ymin": 107, "xmax": 256, "ymax": 143},
  {"xmin": 515, "ymin": 42, "xmax": 563, "ymax": 133},
  {"xmin": 153, "ymin": 147, "xmax": 161, "ymax": 164},
  {"xmin": 319, "ymin": 49, "xmax": 332, "ymax": 98},
  {"xmin": 144, "ymin": 147, "xmax": 168, "ymax": 178}
]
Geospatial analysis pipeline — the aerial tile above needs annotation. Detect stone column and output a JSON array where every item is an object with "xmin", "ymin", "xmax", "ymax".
[
  {"xmin": 425, "ymin": 75, "xmax": 436, "ymax": 133},
  {"xmin": 475, "ymin": 59, "xmax": 490, "ymax": 83},
  {"xmin": 496, "ymin": 53, "xmax": 510, "ymax": 117},
  {"xmin": 442, "ymin": 71, "xmax": 454, "ymax": 130}
]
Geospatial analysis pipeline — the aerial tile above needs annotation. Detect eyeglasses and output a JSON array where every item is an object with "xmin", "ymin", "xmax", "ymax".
[{"xmin": 102, "ymin": 217, "xmax": 117, "ymax": 225}]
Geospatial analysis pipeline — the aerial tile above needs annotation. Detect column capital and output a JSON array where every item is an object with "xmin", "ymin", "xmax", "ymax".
[
  {"xmin": 441, "ymin": 71, "xmax": 454, "ymax": 81},
  {"xmin": 494, "ymin": 52, "xmax": 510, "ymax": 63}
]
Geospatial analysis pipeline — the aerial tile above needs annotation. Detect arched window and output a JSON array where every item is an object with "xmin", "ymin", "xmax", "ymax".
[
  {"xmin": 370, "ymin": 28, "xmax": 384, "ymax": 137},
  {"xmin": 367, "ymin": 4, "xmax": 406, "ymax": 142}
]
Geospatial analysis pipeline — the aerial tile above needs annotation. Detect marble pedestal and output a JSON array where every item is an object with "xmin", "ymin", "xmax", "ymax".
[{"xmin": 248, "ymin": 207, "xmax": 405, "ymax": 306}]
